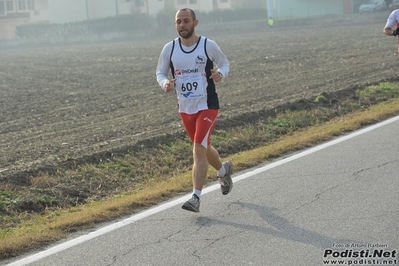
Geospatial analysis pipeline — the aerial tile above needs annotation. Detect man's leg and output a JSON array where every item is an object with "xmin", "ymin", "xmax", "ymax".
[
  {"xmin": 208, "ymin": 144, "xmax": 234, "ymax": 195},
  {"xmin": 182, "ymin": 143, "xmax": 207, "ymax": 213},
  {"xmin": 180, "ymin": 111, "xmax": 211, "ymax": 212},
  {"xmin": 190, "ymin": 110, "xmax": 219, "ymax": 191},
  {"xmin": 192, "ymin": 143, "xmax": 209, "ymax": 191},
  {"xmin": 207, "ymin": 144, "xmax": 223, "ymax": 173}
]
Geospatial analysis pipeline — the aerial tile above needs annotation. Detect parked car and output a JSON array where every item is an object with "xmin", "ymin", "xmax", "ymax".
[
  {"xmin": 359, "ymin": 0, "xmax": 387, "ymax": 13},
  {"xmin": 389, "ymin": 0, "xmax": 399, "ymax": 10}
]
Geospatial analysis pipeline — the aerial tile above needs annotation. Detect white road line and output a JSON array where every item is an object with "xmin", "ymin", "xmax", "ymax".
[{"xmin": 7, "ymin": 115, "xmax": 399, "ymax": 266}]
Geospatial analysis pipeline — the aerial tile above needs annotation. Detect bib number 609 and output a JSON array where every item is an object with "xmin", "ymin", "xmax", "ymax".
[{"xmin": 181, "ymin": 82, "xmax": 198, "ymax": 92}]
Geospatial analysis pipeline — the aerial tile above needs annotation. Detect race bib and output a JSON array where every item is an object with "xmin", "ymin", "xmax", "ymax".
[{"xmin": 176, "ymin": 74, "xmax": 204, "ymax": 99}]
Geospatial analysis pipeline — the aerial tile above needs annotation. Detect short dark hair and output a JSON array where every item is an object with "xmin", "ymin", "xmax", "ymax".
[{"xmin": 178, "ymin": 8, "xmax": 196, "ymax": 20}]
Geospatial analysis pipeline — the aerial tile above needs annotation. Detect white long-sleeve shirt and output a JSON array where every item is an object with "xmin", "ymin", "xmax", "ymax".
[
  {"xmin": 385, "ymin": 9, "xmax": 399, "ymax": 29},
  {"xmin": 156, "ymin": 36, "xmax": 230, "ymax": 114}
]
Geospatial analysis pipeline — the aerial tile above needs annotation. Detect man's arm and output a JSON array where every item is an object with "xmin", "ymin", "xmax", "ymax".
[
  {"xmin": 156, "ymin": 41, "xmax": 173, "ymax": 90},
  {"xmin": 384, "ymin": 10, "xmax": 399, "ymax": 36},
  {"xmin": 206, "ymin": 39, "xmax": 230, "ymax": 79},
  {"xmin": 383, "ymin": 27, "xmax": 397, "ymax": 36}
]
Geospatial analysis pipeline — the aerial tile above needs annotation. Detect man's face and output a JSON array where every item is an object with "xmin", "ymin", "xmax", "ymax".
[{"xmin": 175, "ymin": 10, "xmax": 197, "ymax": 39}]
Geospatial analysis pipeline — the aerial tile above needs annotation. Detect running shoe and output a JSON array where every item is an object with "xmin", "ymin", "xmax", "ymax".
[
  {"xmin": 182, "ymin": 194, "xmax": 200, "ymax": 212},
  {"xmin": 219, "ymin": 161, "xmax": 233, "ymax": 195}
]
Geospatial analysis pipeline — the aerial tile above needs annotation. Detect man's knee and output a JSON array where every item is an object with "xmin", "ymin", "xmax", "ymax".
[{"xmin": 193, "ymin": 143, "xmax": 207, "ymax": 157}]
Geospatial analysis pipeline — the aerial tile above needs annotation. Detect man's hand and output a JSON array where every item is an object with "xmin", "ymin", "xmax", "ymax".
[
  {"xmin": 210, "ymin": 69, "xmax": 223, "ymax": 83},
  {"xmin": 164, "ymin": 79, "xmax": 176, "ymax": 93}
]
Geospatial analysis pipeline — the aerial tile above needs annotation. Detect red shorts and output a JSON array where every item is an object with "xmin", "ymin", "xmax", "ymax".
[{"xmin": 180, "ymin": 109, "xmax": 218, "ymax": 148}]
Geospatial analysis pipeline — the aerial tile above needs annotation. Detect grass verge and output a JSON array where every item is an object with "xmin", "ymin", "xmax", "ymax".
[{"xmin": 2, "ymin": 82, "xmax": 399, "ymax": 259}]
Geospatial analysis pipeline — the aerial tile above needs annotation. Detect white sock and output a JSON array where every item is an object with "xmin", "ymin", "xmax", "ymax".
[
  {"xmin": 217, "ymin": 164, "xmax": 226, "ymax": 177},
  {"xmin": 193, "ymin": 189, "xmax": 201, "ymax": 198}
]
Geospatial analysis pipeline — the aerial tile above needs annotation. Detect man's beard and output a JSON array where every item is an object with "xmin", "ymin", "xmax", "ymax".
[{"xmin": 178, "ymin": 28, "xmax": 194, "ymax": 39}]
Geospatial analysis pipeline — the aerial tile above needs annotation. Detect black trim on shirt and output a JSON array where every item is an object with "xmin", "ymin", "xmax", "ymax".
[{"xmin": 178, "ymin": 36, "xmax": 202, "ymax": 53}]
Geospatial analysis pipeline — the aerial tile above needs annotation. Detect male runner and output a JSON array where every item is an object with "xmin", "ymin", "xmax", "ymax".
[
  {"xmin": 156, "ymin": 8, "xmax": 233, "ymax": 213},
  {"xmin": 383, "ymin": 9, "xmax": 399, "ymax": 53}
]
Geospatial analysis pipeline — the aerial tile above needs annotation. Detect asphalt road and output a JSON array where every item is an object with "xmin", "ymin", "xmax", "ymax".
[{"xmin": 5, "ymin": 116, "xmax": 399, "ymax": 266}]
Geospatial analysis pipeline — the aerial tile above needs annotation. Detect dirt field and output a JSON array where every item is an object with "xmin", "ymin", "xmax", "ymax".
[{"xmin": 0, "ymin": 12, "xmax": 397, "ymax": 184}]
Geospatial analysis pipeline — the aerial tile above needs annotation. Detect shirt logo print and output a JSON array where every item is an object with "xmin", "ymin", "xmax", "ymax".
[
  {"xmin": 203, "ymin": 117, "xmax": 213, "ymax": 123},
  {"xmin": 182, "ymin": 92, "xmax": 193, "ymax": 98},
  {"xmin": 195, "ymin": 55, "xmax": 206, "ymax": 64}
]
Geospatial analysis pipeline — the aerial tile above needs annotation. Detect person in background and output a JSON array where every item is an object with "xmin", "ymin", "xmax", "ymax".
[
  {"xmin": 383, "ymin": 9, "xmax": 399, "ymax": 53},
  {"xmin": 268, "ymin": 17, "xmax": 274, "ymax": 28},
  {"xmin": 156, "ymin": 8, "xmax": 233, "ymax": 213}
]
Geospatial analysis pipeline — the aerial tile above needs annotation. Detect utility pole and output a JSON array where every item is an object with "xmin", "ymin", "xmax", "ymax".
[
  {"xmin": 85, "ymin": 0, "xmax": 89, "ymax": 20},
  {"xmin": 266, "ymin": 0, "xmax": 274, "ymax": 18}
]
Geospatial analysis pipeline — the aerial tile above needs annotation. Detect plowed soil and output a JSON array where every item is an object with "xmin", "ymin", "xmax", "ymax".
[{"xmin": 0, "ymin": 12, "xmax": 397, "ymax": 184}]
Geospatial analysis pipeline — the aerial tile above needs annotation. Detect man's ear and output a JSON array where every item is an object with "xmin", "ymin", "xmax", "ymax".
[{"xmin": 194, "ymin": 19, "xmax": 199, "ymax": 27}]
